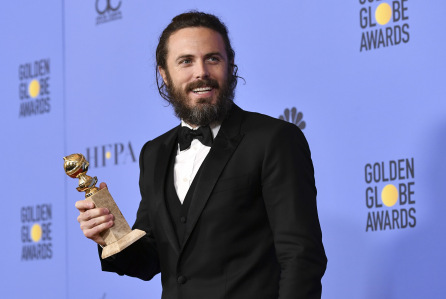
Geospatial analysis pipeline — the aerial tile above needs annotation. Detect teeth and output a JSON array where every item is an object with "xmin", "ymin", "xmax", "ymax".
[{"xmin": 193, "ymin": 87, "xmax": 212, "ymax": 93}]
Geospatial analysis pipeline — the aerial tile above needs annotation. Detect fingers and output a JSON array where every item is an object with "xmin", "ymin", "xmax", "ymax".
[
  {"xmin": 80, "ymin": 214, "xmax": 114, "ymax": 236},
  {"xmin": 74, "ymin": 181, "xmax": 110, "ymax": 246},
  {"xmin": 83, "ymin": 220, "xmax": 114, "ymax": 245},
  {"xmin": 75, "ymin": 200, "xmax": 95, "ymax": 212},
  {"xmin": 77, "ymin": 206, "xmax": 109, "ymax": 221},
  {"xmin": 75, "ymin": 197, "xmax": 113, "ymax": 245},
  {"xmin": 77, "ymin": 208, "xmax": 114, "ymax": 246}
]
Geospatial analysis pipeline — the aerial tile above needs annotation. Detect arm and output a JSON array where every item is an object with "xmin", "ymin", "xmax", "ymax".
[
  {"xmin": 99, "ymin": 141, "xmax": 161, "ymax": 280},
  {"xmin": 261, "ymin": 123, "xmax": 327, "ymax": 299},
  {"xmin": 75, "ymin": 142, "xmax": 161, "ymax": 281}
]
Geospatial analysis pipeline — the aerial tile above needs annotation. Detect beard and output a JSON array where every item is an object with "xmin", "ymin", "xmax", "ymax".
[{"xmin": 165, "ymin": 73, "xmax": 234, "ymax": 127}]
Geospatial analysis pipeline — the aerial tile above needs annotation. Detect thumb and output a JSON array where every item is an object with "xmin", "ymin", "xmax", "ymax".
[{"xmin": 99, "ymin": 182, "xmax": 108, "ymax": 190}]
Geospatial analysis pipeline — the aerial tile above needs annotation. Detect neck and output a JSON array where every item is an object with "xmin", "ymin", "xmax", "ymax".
[{"xmin": 186, "ymin": 122, "xmax": 199, "ymax": 129}]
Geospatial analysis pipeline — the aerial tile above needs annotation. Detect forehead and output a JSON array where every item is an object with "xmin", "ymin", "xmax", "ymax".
[{"xmin": 166, "ymin": 27, "xmax": 227, "ymax": 59}]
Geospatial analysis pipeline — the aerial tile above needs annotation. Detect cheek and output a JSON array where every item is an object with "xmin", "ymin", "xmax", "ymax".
[
  {"xmin": 216, "ymin": 67, "xmax": 229, "ymax": 82},
  {"xmin": 169, "ymin": 67, "xmax": 192, "ymax": 85}
]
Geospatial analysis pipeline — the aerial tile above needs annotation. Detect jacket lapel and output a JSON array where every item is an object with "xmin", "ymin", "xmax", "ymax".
[
  {"xmin": 153, "ymin": 126, "xmax": 181, "ymax": 255},
  {"xmin": 181, "ymin": 105, "xmax": 245, "ymax": 251}
]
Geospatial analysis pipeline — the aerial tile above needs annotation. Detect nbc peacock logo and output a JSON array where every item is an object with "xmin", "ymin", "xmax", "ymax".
[{"xmin": 278, "ymin": 107, "xmax": 306, "ymax": 130}]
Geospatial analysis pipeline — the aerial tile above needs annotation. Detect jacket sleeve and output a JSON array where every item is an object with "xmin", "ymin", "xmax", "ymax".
[
  {"xmin": 99, "ymin": 141, "xmax": 161, "ymax": 281},
  {"xmin": 261, "ymin": 123, "xmax": 327, "ymax": 299}
]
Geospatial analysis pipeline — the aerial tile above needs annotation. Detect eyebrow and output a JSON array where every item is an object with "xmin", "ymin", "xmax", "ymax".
[{"xmin": 175, "ymin": 54, "xmax": 194, "ymax": 62}]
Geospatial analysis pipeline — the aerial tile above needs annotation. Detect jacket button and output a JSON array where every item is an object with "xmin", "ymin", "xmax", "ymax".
[
  {"xmin": 180, "ymin": 216, "xmax": 186, "ymax": 223},
  {"xmin": 177, "ymin": 275, "xmax": 187, "ymax": 284}
]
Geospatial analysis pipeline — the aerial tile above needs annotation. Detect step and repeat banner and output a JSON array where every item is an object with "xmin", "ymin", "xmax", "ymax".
[{"xmin": 1, "ymin": 0, "xmax": 445, "ymax": 298}]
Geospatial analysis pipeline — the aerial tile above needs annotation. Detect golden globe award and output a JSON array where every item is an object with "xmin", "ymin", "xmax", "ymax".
[{"xmin": 63, "ymin": 153, "xmax": 145, "ymax": 259}]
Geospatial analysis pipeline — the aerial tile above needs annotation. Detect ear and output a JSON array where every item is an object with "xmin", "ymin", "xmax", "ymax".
[
  {"xmin": 158, "ymin": 66, "xmax": 168, "ymax": 86},
  {"xmin": 229, "ymin": 60, "xmax": 235, "ymax": 74}
]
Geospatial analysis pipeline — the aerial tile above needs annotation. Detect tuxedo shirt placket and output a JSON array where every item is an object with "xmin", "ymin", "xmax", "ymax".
[{"xmin": 174, "ymin": 123, "xmax": 220, "ymax": 204}]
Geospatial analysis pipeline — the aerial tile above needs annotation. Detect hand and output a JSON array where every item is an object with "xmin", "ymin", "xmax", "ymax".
[{"xmin": 75, "ymin": 182, "xmax": 114, "ymax": 246}]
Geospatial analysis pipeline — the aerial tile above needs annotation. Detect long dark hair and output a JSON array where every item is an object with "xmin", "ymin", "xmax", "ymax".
[{"xmin": 155, "ymin": 11, "xmax": 239, "ymax": 103}]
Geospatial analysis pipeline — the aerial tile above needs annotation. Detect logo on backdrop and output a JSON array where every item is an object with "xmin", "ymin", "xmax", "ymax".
[
  {"xmin": 359, "ymin": 0, "xmax": 410, "ymax": 52},
  {"xmin": 86, "ymin": 141, "xmax": 136, "ymax": 168},
  {"xmin": 364, "ymin": 158, "xmax": 416, "ymax": 232},
  {"xmin": 278, "ymin": 107, "xmax": 306, "ymax": 130},
  {"xmin": 96, "ymin": 0, "xmax": 122, "ymax": 25},
  {"xmin": 21, "ymin": 204, "xmax": 53, "ymax": 261},
  {"xmin": 18, "ymin": 58, "xmax": 51, "ymax": 117}
]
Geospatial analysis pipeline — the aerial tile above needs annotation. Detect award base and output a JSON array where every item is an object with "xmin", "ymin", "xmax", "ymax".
[
  {"xmin": 101, "ymin": 229, "xmax": 146, "ymax": 259},
  {"xmin": 85, "ymin": 187, "xmax": 146, "ymax": 259}
]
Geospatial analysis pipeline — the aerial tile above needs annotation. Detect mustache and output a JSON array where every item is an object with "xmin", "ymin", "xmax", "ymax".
[{"xmin": 187, "ymin": 79, "xmax": 219, "ymax": 91}]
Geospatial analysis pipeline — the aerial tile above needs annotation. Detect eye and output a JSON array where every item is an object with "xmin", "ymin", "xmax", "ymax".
[
  {"xmin": 179, "ymin": 59, "xmax": 192, "ymax": 65},
  {"xmin": 207, "ymin": 56, "xmax": 220, "ymax": 63}
]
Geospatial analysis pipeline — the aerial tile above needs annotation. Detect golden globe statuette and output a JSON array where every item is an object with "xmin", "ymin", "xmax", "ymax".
[{"xmin": 63, "ymin": 153, "xmax": 145, "ymax": 259}]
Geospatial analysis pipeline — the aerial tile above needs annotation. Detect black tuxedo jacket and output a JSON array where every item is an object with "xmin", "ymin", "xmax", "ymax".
[{"xmin": 100, "ymin": 105, "xmax": 327, "ymax": 299}]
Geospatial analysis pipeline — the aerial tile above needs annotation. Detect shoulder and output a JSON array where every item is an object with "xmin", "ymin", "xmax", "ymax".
[
  {"xmin": 141, "ymin": 126, "xmax": 178, "ymax": 149},
  {"xmin": 239, "ymin": 108, "xmax": 307, "ymax": 144},
  {"xmin": 139, "ymin": 125, "xmax": 178, "ymax": 164}
]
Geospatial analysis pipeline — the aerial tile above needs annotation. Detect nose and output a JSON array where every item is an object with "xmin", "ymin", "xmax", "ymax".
[{"xmin": 195, "ymin": 60, "xmax": 209, "ymax": 79}]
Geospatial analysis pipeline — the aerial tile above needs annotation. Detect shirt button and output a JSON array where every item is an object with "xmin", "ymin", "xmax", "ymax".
[
  {"xmin": 183, "ymin": 177, "xmax": 188, "ymax": 182},
  {"xmin": 177, "ymin": 275, "xmax": 187, "ymax": 284},
  {"xmin": 180, "ymin": 216, "xmax": 186, "ymax": 223}
]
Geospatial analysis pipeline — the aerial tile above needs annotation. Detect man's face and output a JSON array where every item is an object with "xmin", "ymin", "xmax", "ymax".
[{"xmin": 159, "ymin": 27, "xmax": 233, "ymax": 127}]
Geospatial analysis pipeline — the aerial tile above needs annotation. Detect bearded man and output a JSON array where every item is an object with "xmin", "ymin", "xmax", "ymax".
[{"xmin": 75, "ymin": 11, "xmax": 327, "ymax": 299}]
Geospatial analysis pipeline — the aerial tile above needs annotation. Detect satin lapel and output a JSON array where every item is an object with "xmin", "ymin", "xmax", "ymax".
[
  {"xmin": 153, "ymin": 126, "xmax": 181, "ymax": 255},
  {"xmin": 181, "ymin": 105, "xmax": 245, "ymax": 251}
]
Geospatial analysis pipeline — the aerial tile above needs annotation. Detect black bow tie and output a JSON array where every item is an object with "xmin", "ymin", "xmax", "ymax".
[{"xmin": 178, "ymin": 125, "xmax": 213, "ymax": 151}]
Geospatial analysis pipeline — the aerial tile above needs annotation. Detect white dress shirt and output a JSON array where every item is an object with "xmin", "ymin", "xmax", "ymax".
[{"xmin": 174, "ymin": 121, "xmax": 221, "ymax": 204}]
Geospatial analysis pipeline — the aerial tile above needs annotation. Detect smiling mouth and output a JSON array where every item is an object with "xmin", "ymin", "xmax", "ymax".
[{"xmin": 192, "ymin": 87, "xmax": 213, "ymax": 94}]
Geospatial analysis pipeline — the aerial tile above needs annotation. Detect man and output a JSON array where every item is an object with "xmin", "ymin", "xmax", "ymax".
[{"xmin": 76, "ymin": 11, "xmax": 327, "ymax": 299}]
